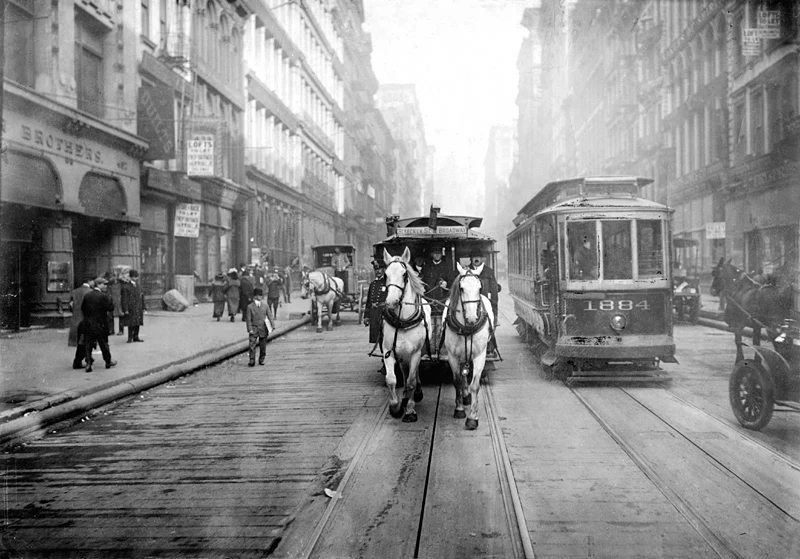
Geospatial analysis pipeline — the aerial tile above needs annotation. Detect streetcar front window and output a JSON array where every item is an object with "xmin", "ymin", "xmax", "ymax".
[
  {"xmin": 567, "ymin": 221, "xmax": 598, "ymax": 280},
  {"xmin": 602, "ymin": 220, "xmax": 632, "ymax": 279},
  {"xmin": 637, "ymin": 220, "xmax": 665, "ymax": 278}
]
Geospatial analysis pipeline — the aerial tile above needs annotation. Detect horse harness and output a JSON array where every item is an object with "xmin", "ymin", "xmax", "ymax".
[
  {"xmin": 381, "ymin": 261, "xmax": 433, "ymax": 360},
  {"xmin": 438, "ymin": 270, "xmax": 498, "ymax": 364},
  {"xmin": 306, "ymin": 272, "xmax": 344, "ymax": 299}
]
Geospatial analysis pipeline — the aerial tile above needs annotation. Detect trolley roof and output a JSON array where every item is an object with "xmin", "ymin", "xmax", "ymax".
[
  {"xmin": 376, "ymin": 214, "xmax": 497, "ymax": 256},
  {"xmin": 513, "ymin": 176, "xmax": 656, "ymax": 225}
]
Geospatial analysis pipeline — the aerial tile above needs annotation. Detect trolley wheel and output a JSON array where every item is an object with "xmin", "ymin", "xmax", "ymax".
[{"xmin": 729, "ymin": 359, "xmax": 775, "ymax": 431}]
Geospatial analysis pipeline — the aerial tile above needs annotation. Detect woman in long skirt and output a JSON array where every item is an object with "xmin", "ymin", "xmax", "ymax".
[
  {"xmin": 209, "ymin": 273, "xmax": 227, "ymax": 321},
  {"xmin": 223, "ymin": 269, "xmax": 241, "ymax": 322}
]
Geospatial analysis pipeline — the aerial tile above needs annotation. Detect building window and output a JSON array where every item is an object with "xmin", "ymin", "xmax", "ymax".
[
  {"xmin": 4, "ymin": 1, "xmax": 35, "ymax": 87},
  {"xmin": 159, "ymin": 0, "xmax": 167, "ymax": 40},
  {"xmin": 74, "ymin": 9, "xmax": 106, "ymax": 118},
  {"xmin": 751, "ymin": 89, "xmax": 764, "ymax": 155},
  {"xmin": 733, "ymin": 99, "xmax": 746, "ymax": 160},
  {"xmin": 141, "ymin": 0, "xmax": 150, "ymax": 38}
]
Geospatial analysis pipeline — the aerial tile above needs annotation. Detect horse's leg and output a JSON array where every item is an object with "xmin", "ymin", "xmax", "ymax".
[
  {"xmin": 326, "ymin": 298, "xmax": 334, "ymax": 331},
  {"xmin": 384, "ymin": 351, "xmax": 402, "ymax": 418},
  {"xmin": 465, "ymin": 350, "xmax": 488, "ymax": 430},
  {"xmin": 447, "ymin": 350, "xmax": 465, "ymax": 419},
  {"xmin": 402, "ymin": 351, "xmax": 423, "ymax": 423},
  {"xmin": 334, "ymin": 300, "xmax": 341, "ymax": 326}
]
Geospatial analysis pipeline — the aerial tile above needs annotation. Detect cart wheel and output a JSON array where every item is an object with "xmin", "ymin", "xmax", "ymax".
[{"xmin": 729, "ymin": 359, "xmax": 774, "ymax": 431}]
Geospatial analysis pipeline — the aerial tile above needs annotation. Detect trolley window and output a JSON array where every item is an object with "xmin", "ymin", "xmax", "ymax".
[
  {"xmin": 567, "ymin": 221, "xmax": 598, "ymax": 280},
  {"xmin": 637, "ymin": 220, "xmax": 665, "ymax": 278},
  {"xmin": 602, "ymin": 220, "xmax": 632, "ymax": 280}
]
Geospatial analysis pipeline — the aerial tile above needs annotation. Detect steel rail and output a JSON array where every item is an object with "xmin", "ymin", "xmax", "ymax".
[
  {"xmin": 485, "ymin": 383, "xmax": 536, "ymax": 559},
  {"xmin": 571, "ymin": 386, "xmax": 744, "ymax": 559}
]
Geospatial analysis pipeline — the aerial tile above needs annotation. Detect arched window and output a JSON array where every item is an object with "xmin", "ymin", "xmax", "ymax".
[
  {"xmin": 220, "ymin": 15, "xmax": 230, "ymax": 81},
  {"xmin": 782, "ymin": 71, "xmax": 798, "ymax": 122},
  {"xmin": 206, "ymin": 1, "xmax": 217, "ymax": 71},
  {"xmin": 232, "ymin": 27, "xmax": 242, "ymax": 87},
  {"xmin": 705, "ymin": 26, "xmax": 716, "ymax": 79},
  {"xmin": 676, "ymin": 58, "xmax": 684, "ymax": 103},
  {"xmin": 694, "ymin": 38, "xmax": 704, "ymax": 88}
]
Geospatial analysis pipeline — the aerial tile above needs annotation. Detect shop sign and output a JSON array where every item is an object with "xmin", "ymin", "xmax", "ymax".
[
  {"xmin": 705, "ymin": 222, "xmax": 726, "ymax": 240},
  {"xmin": 137, "ymin": 86, "xmax": 176, "ymax": 161},
  {"xmin": 174, "ymin": 203, "xmax": 201, "ymax": 237},
  {"xmin": 756, "ymin": 10, "xmax": 780, "ymax": 39},
  {"xmin": 250, "ymin": 248, "xmax": 261, "ymax": 266},
  {"xmin": 47, "ymin": 261, "xmax": 71, "ymax": 293},
  {"xmin": 187, "ymin": 134, "xmax": 215, "ymax": 176},
  {"xmin": 742, "ymin": 29, "xmax": 761, "ymax": 56}
]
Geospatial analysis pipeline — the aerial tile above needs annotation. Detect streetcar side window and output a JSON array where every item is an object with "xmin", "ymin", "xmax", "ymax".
[
  {"xmin": 637, "ymin": 220, "xmax": 665, "ymax": 278},
  {"xmin": 568, "ymin": 221, "xmax": 598, "ymax": 280},
  {"xmin": 601, "ymin": 220, "xmax": 633, "ymax": 280}
]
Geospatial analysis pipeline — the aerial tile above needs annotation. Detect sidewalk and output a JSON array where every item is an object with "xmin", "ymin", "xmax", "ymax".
[{"xmin": 0, "ymin": 293, "xmax": 312, "ymax": 446}]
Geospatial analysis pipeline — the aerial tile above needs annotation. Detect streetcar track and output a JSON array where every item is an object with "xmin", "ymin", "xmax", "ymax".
[
  {"xmin": 664, "ymin": 387, "xmax": 800, "ymax": 473},
  {"xmin": 621, "ymin": 387, "xmax": 800, "ymax": 522},
  {"xmin": 413, "ymin": 384, "xmax": 442, "ymax": 559},
  {"xmin": 570, "ymin": 386, "xmax": 744, "ymax": 559}
]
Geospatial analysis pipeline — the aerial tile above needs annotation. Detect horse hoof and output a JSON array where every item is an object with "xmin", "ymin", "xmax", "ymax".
[
  {"xmin": 389, "ymin": 402, "xmax": 403, "ymax": 418},
  {"xmin": 465, "ymin": 418, "xmax": 479, "ymax": 430},
  {"xmin": 316, "ymin": 327, "xmax": 323, "ymax": 333},
  {"xmin": 454, "ymin": 409, "xmax": 466, "ymax": 419},
  {"xmin": 402, "ymin": 412, "xmax": 418, "ymax": 423},
  {"xmin": 413, "ymin": 388, "xmax": 423, "ymax": 402},
  {"xmin": 463, "ymin": 394, "xmax": 472, "ymax": 406}
]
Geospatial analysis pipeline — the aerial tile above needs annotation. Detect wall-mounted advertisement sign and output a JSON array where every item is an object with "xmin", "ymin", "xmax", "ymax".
[
  {"xmin": 175, "ymin": 203, "xmax": 201, "ymax": 238},
  {"xmin": 706, "ymin": 222, "xmax": 726, "ymax": 240},
  {"xmin": 742, "ymin": 28, "xmax": 761, "ymax": 56},
  {"xmin": 756, "ymin": 10, "xmax": 780, "ymax": 39},
  {"xmin": 187, "ymin": 134, "xmax": 215, "ymax": 176}
]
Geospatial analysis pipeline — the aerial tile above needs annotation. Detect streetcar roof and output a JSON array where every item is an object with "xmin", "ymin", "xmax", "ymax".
[
  {"xmin": 514, "ymin": 176, "xmax": 656, "ymax": 222},
  {"xmin": 539, "ymin": 195, "xmax": 670, "ymax": 215}
]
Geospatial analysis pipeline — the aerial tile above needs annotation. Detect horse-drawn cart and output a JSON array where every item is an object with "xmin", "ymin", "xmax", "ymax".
[{"xmin": 729, "ymin": 318, "xmax": 800, "ymax": 431}]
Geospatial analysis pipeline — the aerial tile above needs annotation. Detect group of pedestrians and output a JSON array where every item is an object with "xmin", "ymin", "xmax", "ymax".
[
  {"xmin": 68, "ymin": 268, "xmax": 145, "ymax": 373},
  {"xmin": 208, "ymin": 265, "xmax": 289, "ymax": 323}
]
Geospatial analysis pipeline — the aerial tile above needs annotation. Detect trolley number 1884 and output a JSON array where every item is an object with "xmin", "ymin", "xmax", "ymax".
[{"xmin": 584, "ymin": 299, "xmax": 650, "ymax": 311}]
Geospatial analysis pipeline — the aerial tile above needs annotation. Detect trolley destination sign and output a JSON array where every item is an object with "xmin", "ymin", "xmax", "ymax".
[{"xmin": 396, "ymin": 225, "xmax": 468, "ymax": 236}]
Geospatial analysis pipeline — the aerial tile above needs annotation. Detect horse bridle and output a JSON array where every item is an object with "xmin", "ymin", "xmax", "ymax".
[{"xmin": 447, "ymin": 270, "xmax": 488, "ymax": 336}]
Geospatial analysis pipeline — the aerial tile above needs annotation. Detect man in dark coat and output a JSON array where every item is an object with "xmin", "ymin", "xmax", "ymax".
[
  {"xmin": 422, "ymin": 245, "xmax": 456, "ymax": 351},
  {"xmin": 121, "ymin": 269, "xmax": 145, "ymax": 342},
  {"xmin": 81, "ymin": 277, "xmax": 116, "ymax": 372},
  {"xmin": 363, "ymin": 260, "xmax": 387, "ymax": 374},
  {"xmin": 68, "ymin": 278, "xmax": 93, "ymax": 348},
  {"xmin": 239, "ymin": 268, "xmax": 255, "ymax": 321},
  {"xmin": 245, "ymin": 287, "xmax": 275, "ymax": 367}
]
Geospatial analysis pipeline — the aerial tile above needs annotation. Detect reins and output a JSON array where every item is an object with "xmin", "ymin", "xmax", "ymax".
[{"xmin": 381, "ymin": 261, "xmax": 433, "ymax": 360}]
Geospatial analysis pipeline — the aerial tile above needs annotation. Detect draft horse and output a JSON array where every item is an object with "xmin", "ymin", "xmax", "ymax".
[
  {"xmin": 381, "ymin": 247, "xmax": 432, "ymax": 422},
  {"xmin": 300, "ymin": 270, "xmax": 344, "ymax": 333},
  {"xmin": 713, "ymin": 259, "xmax": 793, "ymax": 363},
  {"xmin": 443, "ymin": 264, "xmax": 495, "ymax": 430}
]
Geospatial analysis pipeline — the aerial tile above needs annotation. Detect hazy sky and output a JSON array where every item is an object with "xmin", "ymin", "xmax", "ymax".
[{"xmin": 364, "ymin": 0, "xmax": 529, "ymax": 213}]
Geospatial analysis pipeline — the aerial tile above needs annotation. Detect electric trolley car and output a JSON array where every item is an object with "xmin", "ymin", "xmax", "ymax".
[
  {"xmin": 373, "ymin": 212, "xmax": 500, "ymax": 364},
  {"xmin": 507, "ymin": 176, "xmax": 676, "ymax": 382}
]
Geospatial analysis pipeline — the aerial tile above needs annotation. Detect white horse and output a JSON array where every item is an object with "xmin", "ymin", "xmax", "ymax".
[
  {"xmin": 382, "ymin": 247, "xmax": 432, "ymax": 422},
  {"xmin": 300, "ymin": 270, "xmax": 344, "ymax": 333},
  {"xmin": 443, "ymin": 263, "xmax": 494, "ymax": 430}
]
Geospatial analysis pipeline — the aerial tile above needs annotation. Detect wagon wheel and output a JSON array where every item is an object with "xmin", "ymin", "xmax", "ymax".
[{"xmin": 729, "ymin": 359, "xmax": 775, "ymax": 431}]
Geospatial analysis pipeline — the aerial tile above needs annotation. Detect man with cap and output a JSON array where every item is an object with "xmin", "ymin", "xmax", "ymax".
[
  {"xmin": 364, "ymin": 260, "xmax": 387, "ymax": 356},
  {"xmin": 81, "ymin": 277, "xmax": 117, "ymax": 372},
  {"xmin": 422, "ymin": 245, "xmax": 456, "ymax": 349},
  {"xmin": 468, "ymin": 248, "xmax": 499, "ymax": 323}
]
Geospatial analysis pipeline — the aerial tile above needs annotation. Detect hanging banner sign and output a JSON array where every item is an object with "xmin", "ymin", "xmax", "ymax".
[
  {"xmin": 706, "ymin": 222, "xmax": 726, "ymax": 240},
  {"xmin": 187, "ymin": 134, "xmax": 215, "ymax": 176},
  {"xmin": 174, "ymin": 203, "xmax": 201, "ymax": 237},
  {"xmin": 742, "ymin": 28, "xmax": 761, "ymax": 56},
  {"xmin": 756, "ymin": 10, "xmax": 781, "ymax": 39}
]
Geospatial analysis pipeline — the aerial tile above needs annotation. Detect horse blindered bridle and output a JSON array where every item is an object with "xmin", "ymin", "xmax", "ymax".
[
  {"xmin": 440, "ymin": 270, "xmax": 497, "ymax": 367},
  {"xmin": 381, "ymin": 260, "xmax": 432, "ymax": 359},
  {"xmin": 306, "ymin": 272, "xmax": 343, "ymax": 298}
]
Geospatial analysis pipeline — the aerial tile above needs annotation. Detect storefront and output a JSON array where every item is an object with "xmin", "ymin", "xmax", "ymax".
[{"xmin": 0, "ymin": 89, "xmax": 145, "ymax": 328}]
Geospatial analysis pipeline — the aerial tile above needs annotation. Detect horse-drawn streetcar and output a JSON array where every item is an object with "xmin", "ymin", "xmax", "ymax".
[
  {"xmin": 507, "ymin": 176, "xmax": 677, "ymax": 382},
  {"xmin": 370, "ymin": 211, "xmax": 500, "ymax": 429}
]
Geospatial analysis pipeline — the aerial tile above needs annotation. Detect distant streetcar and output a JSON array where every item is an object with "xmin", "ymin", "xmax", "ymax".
[{"xmin": 507, "ymin": 176, "xmax": 676, "ymax": 382}]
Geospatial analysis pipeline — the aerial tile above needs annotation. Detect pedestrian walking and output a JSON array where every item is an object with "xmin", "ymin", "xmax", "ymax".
[
  {"xmin": 283, "ymin": 265, "xmax": 293, "ymax": 303},
  {"xmin": 265, "ymin": 268, "xmax": 283, "ymax": 319},
  {"xmin": 121, "ymin": 269, "xmax": 145, "ymax": 343},
  {"xmin": 364, "ymin": 260, "xmax": 387, "ymax": 374},
  {"xmin": 245, "ymin": 287, "xmax": 274, "ymax": 367},
  {"xmin": 68, "ymin": 278, "xmax": 93, "ymax": 347},
  {"xmin": 209, "ymin": 272, "xmax": 227, "ymax": 321},
  {"xmin": 224, "ymin": 269, "xmax": 241, "ymax": 322},
  {"xmin": 81, "ymin": 277, "xmax": 116, "ymax": 372},
  {"xmin": 239, "ymin": 268, "xmax": 255, "ymax": 321},
  {"xmin": 108, "ymin": 271, "xmax": 125, "ymax": 336}
]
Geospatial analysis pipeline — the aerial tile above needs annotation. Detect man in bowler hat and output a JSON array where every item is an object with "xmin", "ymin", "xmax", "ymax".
[
  {"xmin": 245, "ymin": 287, "xmax": 274, "ymax": 367},
  {"xmin": 81, "ymin": 277, "xmax": 117, "ymax": 372}
]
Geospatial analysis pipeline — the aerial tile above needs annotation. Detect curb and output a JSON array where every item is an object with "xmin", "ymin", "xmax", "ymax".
[{"xmin": 0, "ymin": 314, "xmax": 311, "ymax": 448}]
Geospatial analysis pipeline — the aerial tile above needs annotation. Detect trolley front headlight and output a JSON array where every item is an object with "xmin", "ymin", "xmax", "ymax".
[{"xmin": 610, "ymin": 314, "xmax": 627, "ymax": 331}]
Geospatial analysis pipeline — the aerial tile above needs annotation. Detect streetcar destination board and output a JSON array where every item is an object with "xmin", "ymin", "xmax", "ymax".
[{"xmin": 397, "ymin": 226, "xmax": 467, "ymax": 235}]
